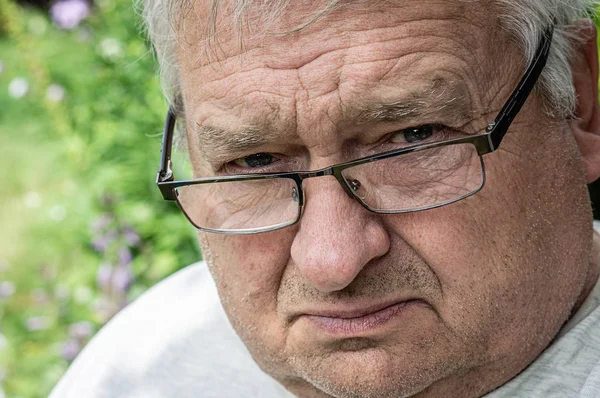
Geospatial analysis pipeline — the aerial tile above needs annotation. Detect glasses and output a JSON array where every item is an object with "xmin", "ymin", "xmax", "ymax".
[{"xmin": 157, "ymin": 25, "xmax": 553, "ymax": 234}]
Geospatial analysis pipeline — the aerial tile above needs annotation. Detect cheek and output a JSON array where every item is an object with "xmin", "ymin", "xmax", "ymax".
[
  {"xmin": 203, "ymin": 230, "xmax": 294, "ymax": 300},
  {"xmin": 388, "ymin": 200, "xmax": 514, "ymax": 313},
  {"xmin": 200, "ymin": 228, "xmax": 296, "ymax": 334},
  {"xmin": 384, "ymin": 127, "xmax": 591, "ymax": 358},
  {"xmin": 200, "ymin": 229, "xmax": 301, "ymax": 372}
]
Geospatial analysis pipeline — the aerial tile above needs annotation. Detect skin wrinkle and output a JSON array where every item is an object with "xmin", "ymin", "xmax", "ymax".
[
  {"xmin": 195, "ymin": 80, "xmax": 473, "ymax": 166},
  {"xmin": 213, "ymin": 70, "xmax": 295, "ymax": 100},
  {"xmin": 154, "ymin": 0, "xmax": 586, "ymax": 119},
  {"xmin": 278, "ymin": 235, "xmax": 442, "ymax": 306},
  {"xmin": 298, "ymin": 21, "xmax": 486, "ymax": 102},
  {"xmin": 193, "ymin": 44, "xmax": 479, "ymax": 105},
  {"xmin": 332, "ymin": 45, "xmax": 474, "ymax": 79},
  {"xmin": 191, "ymin": 11, "xmax": 488, "ymax": 71},
  {"xmin": 273, "ymin": 7, "xmax": 481, "ymax": 53},
  {"xmin": 176, "ymin": 2, "xmax": 599, "ymax": 397},
  {"xmin": 356, "ymin": 51, "xmax": 481, "ymax": 122}
]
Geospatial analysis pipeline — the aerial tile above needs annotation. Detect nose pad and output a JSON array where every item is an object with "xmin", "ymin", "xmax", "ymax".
[
  {"xmin": 347, "ymin": 178, "xmax": 361, "ymax": 192},
  {"xmin": 345, "ymin": 178, "xmax": 367, "ymax": 200}
]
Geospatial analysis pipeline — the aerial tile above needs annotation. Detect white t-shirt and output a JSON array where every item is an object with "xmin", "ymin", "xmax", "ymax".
[{"xmin": 51, "ymin": 262, "xmax": 600, "ymax": 398}]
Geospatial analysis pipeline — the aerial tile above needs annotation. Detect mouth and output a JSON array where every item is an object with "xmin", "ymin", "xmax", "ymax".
[{"xmin": 299, "ymin": 299, "xmax": 425, "ymax": 335}]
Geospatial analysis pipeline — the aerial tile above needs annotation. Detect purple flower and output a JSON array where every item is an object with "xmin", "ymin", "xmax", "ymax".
[
  {"xmin": 50, "ymin": 0, "xmax": 90, "ymax": 30},
  {"xmin": 0, "ymin": 282, "xmax": 15, "ymax": 298},
  {"xmin": 91, "ymin": 236, "xmax": 109, "ymax": 253},
  {"xmin": 93, "ymin": 297, "xmax": 119, "ymax": 322},
  {"xmin": 91, "ymin": 229, "xmax": 118, "ymax": 253},
  {"xmin": 91, "ymin": 214, "xmax": 112, "ymax": 233},
  {"xmin": 90, "ymin": 237, "xmax": 105, "ymax": 249},
  {"xmin": 117, "ymin": 247, "xmax": 133, "ymax": 267},
  {"xmin": 69, "ymin": 321, "xmax": 94, "ymax": 339},
  {"xmin": 61, "ymin": 339, "xmax": 81, "ymax": 361},
  {"xmin": 123, "ymin": 227, "xmax": 141, "ymax": 247},
  {"xmin": 25, "ymin": 316, "xmax": 51, "ymax": 331},
  {"xmin": 112, "ymin": 264, "xmax": 134, "ymax": 295},
  {"xmin": 96, "ymin": 262, "xmax": 113, "ymax": 293}
]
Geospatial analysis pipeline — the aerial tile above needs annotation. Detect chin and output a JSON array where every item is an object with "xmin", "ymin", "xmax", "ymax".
[{"xmin": 279, "ymin": 345, "xmax": 459, "ymax": 398}]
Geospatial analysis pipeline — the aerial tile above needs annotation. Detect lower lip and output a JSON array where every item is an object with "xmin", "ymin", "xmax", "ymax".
[{"xmin": 304, "ymin": 301, "xmax": 421, "ymax": 335}]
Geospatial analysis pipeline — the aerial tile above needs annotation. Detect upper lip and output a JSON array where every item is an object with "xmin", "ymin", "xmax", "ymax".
[{"xmin": 289, "ymin": 298, "xmax": 420, "ymax": 320}]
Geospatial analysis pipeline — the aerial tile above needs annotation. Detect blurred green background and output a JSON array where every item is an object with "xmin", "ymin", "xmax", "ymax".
[
  {"xmin": 0, "ymin": 0, "xmax": 201, "ymax": 396},
  {"xmin": 0, "ymin": 1, "xmax": 599, "ymax": 397}
]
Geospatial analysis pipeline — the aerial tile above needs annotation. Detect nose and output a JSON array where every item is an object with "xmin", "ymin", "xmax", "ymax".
[{"xmin": 290, "ymin": 176, "xmax": 390, "ymax": 292}]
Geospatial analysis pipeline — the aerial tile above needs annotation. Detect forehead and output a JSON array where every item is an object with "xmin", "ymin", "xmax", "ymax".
[
  {"xmin": 175, "ymin": 0, "xmax": 506, "ymax": 154},
  {"xmin": 176, "ymin": 0, "xmax": 496, "ymax": 69}
]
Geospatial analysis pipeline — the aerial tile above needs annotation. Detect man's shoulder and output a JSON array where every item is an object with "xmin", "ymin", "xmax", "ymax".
[{"xmin": 50, "ymin": 262, "xmax": 290, "ymax": 398}]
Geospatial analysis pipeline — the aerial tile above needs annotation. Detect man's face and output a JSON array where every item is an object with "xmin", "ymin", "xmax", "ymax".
[{"xmin": 176, "ymin": 1, "xmax": 594, "ymax": 397}]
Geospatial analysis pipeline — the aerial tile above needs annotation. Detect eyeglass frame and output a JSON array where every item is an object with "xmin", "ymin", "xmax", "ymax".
[{"xmin": 156, "ymin": 25, "xmax": 554, "ymax": 234}]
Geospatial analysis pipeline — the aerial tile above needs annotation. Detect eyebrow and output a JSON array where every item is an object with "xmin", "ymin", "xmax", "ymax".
[
  {"xmin": 351, "ymin": 79, "xmax": 471, "ymax": 125},
  {"xmin": 194, "ymin": 79, "xmax": 472, "ymax": 161},
  {"xmin": 194, "ymin": 124, "xmax": 280, "ymax": 163}
]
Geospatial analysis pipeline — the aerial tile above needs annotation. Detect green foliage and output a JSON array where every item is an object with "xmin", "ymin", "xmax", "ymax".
[{"xmin": 0, "ymin": 1, "xmax": 201, "ymax": 397}]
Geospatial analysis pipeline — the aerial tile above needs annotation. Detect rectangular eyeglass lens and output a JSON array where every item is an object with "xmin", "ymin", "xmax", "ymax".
[
  {"xmin": 341, "ymin": 143, "xmax": 483, "ymax": 211},
  {"xmin": 175, "ymin": 178, "xmax": 299, "ymax": 232}
]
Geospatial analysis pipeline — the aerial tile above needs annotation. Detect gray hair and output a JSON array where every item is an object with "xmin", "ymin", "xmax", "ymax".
[{"xmin": 138, "ymin": 0, "xmax": 599, "ymax": 123}]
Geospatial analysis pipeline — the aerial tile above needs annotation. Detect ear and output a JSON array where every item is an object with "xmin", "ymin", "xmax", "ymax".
[{"xmin": 570, "ymin": 20, "xmax": 600, "ymax": 183}]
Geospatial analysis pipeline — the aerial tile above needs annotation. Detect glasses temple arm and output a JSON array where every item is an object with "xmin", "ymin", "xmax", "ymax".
[
  {"xmin": 157, "ymin": 108, "xmax": 176, "ymax": 182},
  {"xmin": 487, "ymin": 25, "xmax": 554, "ymax": 150}
]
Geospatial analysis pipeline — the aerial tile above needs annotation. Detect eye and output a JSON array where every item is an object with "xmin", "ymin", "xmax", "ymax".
[
  {"xmin": 391, "ymin": 124, "xmax": 440, "ymax": 144},
  {"xmin": 232, "ymin": 153, "xmax": 276, "ymax": 168}
]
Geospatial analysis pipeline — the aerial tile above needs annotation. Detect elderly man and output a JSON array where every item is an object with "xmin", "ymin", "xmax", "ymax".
[{"xmin": 52, "ymin": 0, "xmax": 600, "ymax": 397}]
